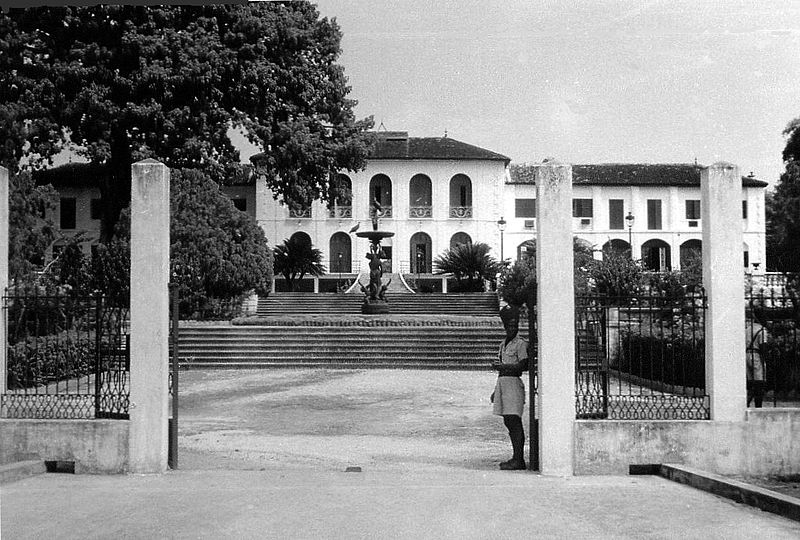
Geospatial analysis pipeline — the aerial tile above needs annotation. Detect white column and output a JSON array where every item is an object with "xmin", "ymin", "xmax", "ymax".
[
  {"xmin": 535, "ymin": 160, "xmax": 575, "ymax": 475},
  {"xmin": 129, "ymin": 159, "xmax": 170, "ymax": 473},
  {"xmin": 0, "ymin": 166, "xmax": 8, "ymax": 393},
  {"xmin": 702, "ymin": 162, "xmax": 746, "ymax": 421}
]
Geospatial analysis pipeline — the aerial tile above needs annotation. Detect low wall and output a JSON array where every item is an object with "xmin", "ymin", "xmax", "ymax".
[
  {"xmin": 574, "ymin": 409, "xmax": 800, "ymax": 476},
  {"xmin": 0, "ymin": 420, "xmax": 129, "ymax": 474}
]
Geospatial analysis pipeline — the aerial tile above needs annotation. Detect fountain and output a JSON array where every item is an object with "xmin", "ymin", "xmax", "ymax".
[{"xmin": 355, "ymin": 202, "xmax": 394, "ymax": 314}]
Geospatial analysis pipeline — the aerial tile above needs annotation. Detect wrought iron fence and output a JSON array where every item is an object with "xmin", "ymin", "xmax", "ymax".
[
  {"xmin": 575, "ymin": 290, "xmax": 709, "ymax": 420},
  {"xmin": 2, "ymin": 287, "xmax": 130, "ymax": 419},
  {"xmin": 746, "ymin": 289, "xmax": 800, "ymax": 407}
]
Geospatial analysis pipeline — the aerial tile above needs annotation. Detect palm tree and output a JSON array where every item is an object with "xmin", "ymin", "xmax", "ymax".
[
  {"xmin": 273, "ymin": 236, "xmax": 326, "ymax": 292},
  {"xmin": 433, "ymin": 242, "xmax": 501, "ymax": 292}
]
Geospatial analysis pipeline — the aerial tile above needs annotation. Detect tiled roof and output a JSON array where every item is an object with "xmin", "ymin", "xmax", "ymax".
[
  {"xmin": 508, "ymin": 163, "xmax": 768, "ymax": 188},
  {"xmin": 369, "ymin": 132, "xmax": 510, "ymax": 163},
  {"xmin": 33, "ymin": 162, "xmax": 258, "ymax": 186}
]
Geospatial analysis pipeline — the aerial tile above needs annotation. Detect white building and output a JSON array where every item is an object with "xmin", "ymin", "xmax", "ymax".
[{"xmin": 35, "ymin": 131, "xmax": 768, "ymax": 275}]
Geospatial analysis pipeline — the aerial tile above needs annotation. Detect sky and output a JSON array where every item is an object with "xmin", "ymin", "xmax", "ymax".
[{"xmin": 307, "ymin": 0, "xmax": 800, "ymax": 187}]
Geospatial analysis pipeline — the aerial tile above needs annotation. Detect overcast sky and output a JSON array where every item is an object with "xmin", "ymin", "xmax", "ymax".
[{"xmin": 309, "ymin": 0, "xmax": 800, "ymax": 187}]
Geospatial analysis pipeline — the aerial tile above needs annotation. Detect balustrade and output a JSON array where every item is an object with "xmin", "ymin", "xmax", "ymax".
[{"xmin": 449, "ymin": 206, "xmax": 473, "ymax": 219}]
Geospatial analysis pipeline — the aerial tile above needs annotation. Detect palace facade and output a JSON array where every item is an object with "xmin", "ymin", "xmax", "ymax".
[{"xmin": 36, "ymin": 131, "xmax": 768, "ymax": 274}]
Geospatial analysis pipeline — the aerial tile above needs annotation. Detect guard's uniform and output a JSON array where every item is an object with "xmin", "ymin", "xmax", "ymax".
[{"xmin": 492, "ymin": 335, "xmax": 528, "ymax": 416}]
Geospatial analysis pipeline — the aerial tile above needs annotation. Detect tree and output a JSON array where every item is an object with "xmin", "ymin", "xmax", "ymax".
[
  {"xmin": 170, "ymin": 169, "xmax": 273, "ymax": 302},
  {"xmin": 273, "ymin": 236, "xmax": 326, "ymax": 292},
  {"xmin": 433, "ymin": 242, "xmax": 501, "ymax": 293},
  {"xmin": 8, "ymin": 171, "xmax": 57, "ymax": 279},
  {"xmin": 766, "ymin": 161, "xmax": 800, "ymax": 272},
  {"xmin": 1, "ymin": 4, "xmax": 374, "ymax": 241}
]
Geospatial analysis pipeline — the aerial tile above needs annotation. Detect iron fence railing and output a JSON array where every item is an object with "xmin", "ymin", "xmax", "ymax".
[
  {"xmin": 574, "ymin": 290, "xmax": 709, "ymax": 420},
  {"xmin": 2, "ymin": 288, "xmax": 130, "ymax": 419},
  {"xmin": 746, "ymin": 289, "xmax": 800, "ymax": 407}
]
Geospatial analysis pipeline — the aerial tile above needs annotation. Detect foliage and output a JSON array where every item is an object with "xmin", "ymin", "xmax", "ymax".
[
  {"xmin": 90, "ymin": 236, "xmax": 130, "ymax": 307},
  {"xmin": 617, "ymin": 332, "xmax": 705, "ymax": 390},
  {"xmin": 171, "ymin": 169, "xmax": 273, "ymax": 304},
  {"xmin": 646, "ymin": 253, "xmax": 703, "ymax": 297},
  {"xmin": 1, "ymin": 4, "xmax": 374, "ymax": 240},
  {"xmin": 498, "ymin": 237, "xmax": 597, "ymax": 305},
  {"xmin": 7, "ymin": 330, "xmax": 94, "ymax": 389},
  {"xmin": 8, "ymin": 172, "xmax": 57, "ymax": 279},
  {"xmin": 586, "ymin": 253, "xmax": 646, "ymax": 298},
  {"xmin": 433, "ymin": 242, "xmax": 501, "ymax": 293},
  {"xmin": 273, "ymin": 235, "xmax": 326, "ymax": 292},
  {"xmin": 498, "ymin": 255, "xmax": 536, "ymax": 307},
  {"xmin": 766, "ymin": 161, "xmax": 800, "ymax": 272}
]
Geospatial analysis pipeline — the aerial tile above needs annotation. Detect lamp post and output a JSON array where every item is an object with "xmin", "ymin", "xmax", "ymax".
[
  {"xmin": 625, "ymin": 212, "xmax": 635, "ymax": 258},
  {"xmin": 416, "ymin": 247, "xmax": 422, "ymax": 284},
  {"xmin": 337, "ymin": 252, "xmax": 343, "ymax": 291},
  {"xmin": 497, "ymin": 216, "xmax": 507, "ymax": 263}
]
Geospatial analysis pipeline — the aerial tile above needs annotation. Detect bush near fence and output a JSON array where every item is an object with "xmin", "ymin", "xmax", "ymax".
[
  {"xmin": 616, "ymin": 332, "xmax": 705, "ymax": 390},
  {"xmin": 7, "ymin": 330, "xmax": 95, "ymax": 389}
]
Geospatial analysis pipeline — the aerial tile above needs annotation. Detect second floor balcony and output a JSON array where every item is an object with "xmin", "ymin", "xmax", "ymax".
[
  {"xmin": 449, "ymin": 206, "xmax": 473, "ymax": 219},
  {"xmin": 409, "ymin": 206, "xmax": 432, "ymax": 219},
  {"xmin": 369, "ymin": 205, "xmax": 393, "ymax": 219},
  {"xmin": 328, "ymin": 205, "xmax": 352, "ymax": 219},
  {"xmin": 288, "ymin": 206, "xmax": 312, "ymax": 219}
]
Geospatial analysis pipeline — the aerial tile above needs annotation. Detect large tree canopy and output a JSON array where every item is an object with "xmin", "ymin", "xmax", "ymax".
[
  {"xmin": 1, "ymin": 4, "xmax": 373, "ymax": 241},
  {"xmin": 767, "ymin": 118, "xmax": 800, "ymax": 272}
]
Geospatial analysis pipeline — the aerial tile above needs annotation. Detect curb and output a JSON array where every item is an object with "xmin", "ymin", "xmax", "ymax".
[
  {"xmin": 0, "ymin": 460, "xmax": 46, "ymax": 485},
  {"xmin": 659, "ymin": 464, "xmax": 800, "ymax": 523}
]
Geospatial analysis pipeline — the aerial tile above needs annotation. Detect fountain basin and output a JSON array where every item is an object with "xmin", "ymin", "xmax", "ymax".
[{"xmin": 356, "ymin": 230, "xmax": 395, "ymax": 242}]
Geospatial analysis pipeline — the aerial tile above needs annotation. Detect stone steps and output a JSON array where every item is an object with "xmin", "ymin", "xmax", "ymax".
[
  {"xmin": 176, "ymin": 323, "xmax": 602, "ymax": 370},
  {"xmin": 255, "ymin": 292, "xmax": 499, "ymax": 316}
]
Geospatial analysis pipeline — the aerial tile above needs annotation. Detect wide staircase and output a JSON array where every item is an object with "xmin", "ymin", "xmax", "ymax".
[
  {"xmin": 177, "ymin": 323, "xmax": 511, "ymax": 370},
  {"xmin": 256, "ymin": 291, "xmax": 500, "ymax": 317}
]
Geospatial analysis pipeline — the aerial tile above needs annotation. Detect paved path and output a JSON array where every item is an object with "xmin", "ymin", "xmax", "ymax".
[
  {"xmin": 3, "ymin": 369, "xmax": 800, "ymax": 538},
  {"xmin": 3, "ymin": 469, "xmax": 800, "ymax": 539}
]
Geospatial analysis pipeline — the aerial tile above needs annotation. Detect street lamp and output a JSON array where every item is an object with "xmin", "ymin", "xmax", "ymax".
[
  {"xmin": 337, "ymin": 252, "xmax": 343, "ymax": 291},
  {"xmin": 497, "ymin": 216, "xmax": 507, "ymax": 262},
  {"xmin": 625, "ymin": 212, "xmax": 635, "ymax": 257}
]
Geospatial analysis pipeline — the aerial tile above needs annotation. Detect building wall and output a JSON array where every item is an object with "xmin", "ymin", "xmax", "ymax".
[
  {"xmin": 49, "ymin": 185, "xmax": 103, "ymax": 256},
  {"xmin": 256, "ymin": 159, "xmax": 507, "ymax": 272},
  {"xmin": 503, "ymin": 181, "xmax": 766, "ymax": 270}
]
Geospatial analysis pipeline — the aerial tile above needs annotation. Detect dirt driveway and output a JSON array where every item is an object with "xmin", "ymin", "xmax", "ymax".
[{"xmin": 177, "ymin": 368, "xmax": 530, "ymax": 472}]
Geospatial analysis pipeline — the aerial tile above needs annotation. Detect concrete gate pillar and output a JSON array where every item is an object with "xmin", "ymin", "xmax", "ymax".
[
  {"xmin": 702, "ymin": 162, "xmax": 746, "ymax": 421},
  {"xmin": 0, "ymin": 166, "xmax": 8, "ymax": 394},
  {"xmin": 128, "ymin": 160, "xmax": 170, "ymax": 473},
  {"xmin": 535, "ymin": 160, "xmax": 576, "ymax": 476}
]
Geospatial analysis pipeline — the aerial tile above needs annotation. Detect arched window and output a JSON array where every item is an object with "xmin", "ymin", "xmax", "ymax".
[
  {"xmin": 329, "ymin": 232, "xmax": 352, "ymax": 273},
  {"xmin": 449, "ymin": 174, "xmax": 472, "ymax": 218},
  {"xmin": 329, "ymin": 174, "xmax": 352, "ymax": 219},
  {"xmin": 410, "ymin": 232, "xmax": 433, "ymax": 274},
  {"xmin": 602, "ymin": 239, "xmax": 631, "ymax": 259},
  {"xmin": 409, "ymin": 174, "xmax": 432, "ymax": 218},
  {"xmin": 679, "ymin": 239, "xmax": 702, "ymax": 269},
  {"xmin": 450, "ymin": 232, "xmax": 472, "ymax": 250},
  {"xmin": 289, "ymin": 231, "xmax": 312, "ymax": 248},
  {"xmin": 641, "ymin": 239, "xmax": 671, "ymax": 272},
  {"xmin": 369, "ymin": 174, "xmax": 393, "ymax": 218},
  {"xmin": 517, "ymin": 239, "xmax": 536, "ymax": 262},
  {"xmin": 743, "ymin": 242, "xmax": 750, "ymax": 268}
]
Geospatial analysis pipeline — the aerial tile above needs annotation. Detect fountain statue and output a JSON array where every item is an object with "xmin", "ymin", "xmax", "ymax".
[{"xmin": 354, "ymin": 200, "xmax": 394, "ymax": 314}]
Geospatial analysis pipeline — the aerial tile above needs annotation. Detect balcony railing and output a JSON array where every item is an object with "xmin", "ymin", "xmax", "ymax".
[
  {"xmin": 409, "ymin": 206, "xmax": 432, "ymax": 219},
  {"xmin": 449, "ymin": 206, "xmax": 473, "ymax": 219},
  {"xmin": 288, "ymin": 206, "xmax": 312, "ymax": 219},
  {"xmin": 328, "ymin": 206, "xmax": 352, "ymax": 219},
  {"xmin": 369, "ymin": 206, "xmax": 393, "ymax": 219}
]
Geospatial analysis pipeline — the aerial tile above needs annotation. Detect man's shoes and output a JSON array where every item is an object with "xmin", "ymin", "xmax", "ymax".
[{"xmin": 499, "ymin": 459, "xmax": 526, "ymax": 470}]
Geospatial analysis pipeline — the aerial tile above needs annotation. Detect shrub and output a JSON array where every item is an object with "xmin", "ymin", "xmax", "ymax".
[
  {"xmin": 616, "ymin": 331, "xmax": 705, "ymax": 390},
  {"xmin": 433, "ymin": 242, "xmax": 501, "ymax": 293},
  {"xmin": 7, "ymin": 331, "xmax": 95, "ymax": 389}
]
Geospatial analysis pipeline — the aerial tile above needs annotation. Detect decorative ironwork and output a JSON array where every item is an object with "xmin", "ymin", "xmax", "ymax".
[
  {"xmin": 2, "ymin": 289, "xmax": 130, "ymax": 419},
  {"xmin": 746, "ymin": 284, "xmax": 800, "ymax": 408},
  {"xmin": 574, "ymin": 290, "xmax": 709, "ymax": 420},
  {"xmin": 288, "ymin": 206, "xmax": 312, "ymax": 219},
  {"xmin": 369, "ymin": 205, "xmax": 392, "ymax": 219},
  {"xmin": 328, "ymin": 206, "xmax": 352, "ymax": 219},
  {"xmin": 449, "ymin": 206, "xmax": 473, "ymax": 219},
  {"xmin": 409, "ymin": 206, "xmax": 432, "ymax": 219}
]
